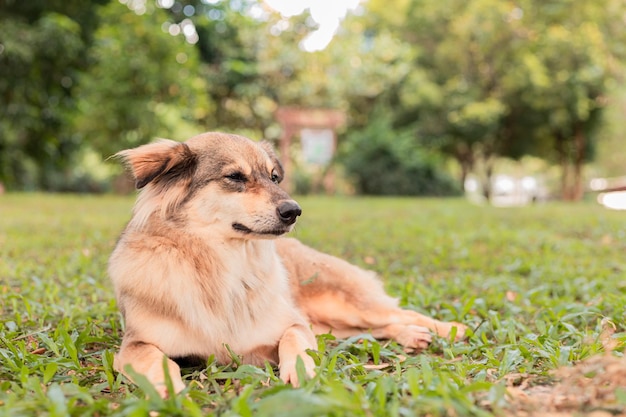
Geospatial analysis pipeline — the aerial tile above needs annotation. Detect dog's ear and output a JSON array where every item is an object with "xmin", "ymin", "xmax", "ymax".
[
  {"xmin": 115, "ymin": 139, "xmax": 196, "ymax": 189},
  {"xmin": 259, "ymin": 141, "xmax": 284, "ymax": 180}
]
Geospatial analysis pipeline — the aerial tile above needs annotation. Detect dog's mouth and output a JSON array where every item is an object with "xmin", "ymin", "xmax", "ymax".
[{"xmin": 232, "ymin": 223, "xmax": 289, "ymax": 236}]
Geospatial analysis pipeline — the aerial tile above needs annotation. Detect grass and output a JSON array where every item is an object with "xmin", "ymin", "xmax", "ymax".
[{"xmin": 1, "ymin": 193, "xmax": 625, "ymax": 416}]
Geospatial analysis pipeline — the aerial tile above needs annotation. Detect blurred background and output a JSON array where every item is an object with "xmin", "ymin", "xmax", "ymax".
[{"xmin": 1, "ymin": 0, "xmax": 625, "ymax": 205}]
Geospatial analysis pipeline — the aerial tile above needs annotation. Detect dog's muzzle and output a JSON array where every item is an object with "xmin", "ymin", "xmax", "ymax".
[{"xmin": 276, "ymin": 200, "xmax": 302, "ymax": 225}]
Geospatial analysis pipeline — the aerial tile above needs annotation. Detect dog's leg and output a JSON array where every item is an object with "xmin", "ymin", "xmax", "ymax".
[
  {"xmin": 277, "ymin": 324, "xmax": 317, "ymax": 386},
  {"xmin": 332, "ymin": 306, "xmax": 466, "ymax": 344},
  {"xmin": 304, "ymin": 293, "xmax": 467, "ymax": 346},
  {"xmin": 115, "ymin": 340, "xmax": 186, "ymax": 398},
  {"xmin": 304, "ymin": 294, "xmax": 467, "ymax": 342}
]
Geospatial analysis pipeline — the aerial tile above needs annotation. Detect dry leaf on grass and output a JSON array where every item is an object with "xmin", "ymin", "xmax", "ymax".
[
  {"xmin": 599, "ymin": 318, "xmax": 618, "ymax": 352},
  {"xmin": 503, "ymin": 354, "xmax": 626, "ymax": 416}
]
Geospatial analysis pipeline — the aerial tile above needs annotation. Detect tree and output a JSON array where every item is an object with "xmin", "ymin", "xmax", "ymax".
[
  {"xmin": 360, "ymin": 0, "xmax": 523, "ymax": 198},
  {"xmin": 0, "ymin": 0, "xmax": 108, "ymax": 189},
  {"xmin": 340, "ymin": 112, "xmax": 460, "ymax": 196},
  {"xmin": 361, "ymin": 0, "xmax": 626, "ymax": 200},
  {"xmin": 514, "ymin": 0, "xmax": 626, "ymax": 200},
  {"xmin": 75, "ymin": 0, "xmax": 211, "ymax": 158}
]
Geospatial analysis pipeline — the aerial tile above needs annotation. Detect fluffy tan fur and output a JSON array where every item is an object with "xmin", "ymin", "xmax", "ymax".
[{"xmin": 109, "ymin": 132, "xmax": 466, "ymax": 398}]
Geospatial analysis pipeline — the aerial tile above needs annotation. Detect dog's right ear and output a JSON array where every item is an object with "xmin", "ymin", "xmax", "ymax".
[{"xmin": 115, "ymin": 140, "xmax": 196, "ymax": 189}]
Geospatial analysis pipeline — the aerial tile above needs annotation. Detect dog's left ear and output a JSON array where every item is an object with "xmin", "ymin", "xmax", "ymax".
[
  {"xmin": 115, "ymin": 139, "xmax": 196, "ymax": 189},
  {"xmin": 259, "ymin": 141, "xmax": 284, "ymax": 180}
]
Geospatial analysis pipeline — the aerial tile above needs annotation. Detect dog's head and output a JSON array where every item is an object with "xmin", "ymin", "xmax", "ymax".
[{"xmin": 116, "ymin": 132, "xmax": 301, "ymax": 239}]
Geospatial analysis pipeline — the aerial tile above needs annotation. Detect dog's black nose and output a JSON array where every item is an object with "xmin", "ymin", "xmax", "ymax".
[{"xmin": 277, "ymin": 200, "xmax": 302, "ymax": 225}]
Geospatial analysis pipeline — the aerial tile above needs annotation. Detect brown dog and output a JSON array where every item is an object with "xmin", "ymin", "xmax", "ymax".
[{"xmin": 109, "ymin": 132, "xmax": 465, "ymax": 397}]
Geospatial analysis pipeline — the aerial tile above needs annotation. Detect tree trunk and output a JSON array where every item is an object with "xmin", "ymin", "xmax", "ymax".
[
  {"xmin": 557, "ymin": 134, "xmax": 573, "ymax": 201},
  {"xmin": 455, "ymin": 143, "xmax": 474, "ymax": 191},
  {"xmin": 571, "ymin": 124, "xmax": 586, "ymax": 201},
  {"xmin": 459, "ymin": 158, "xmax": 472, "ymax": 190},
  {"xmin": 482, "ymin": 156, "xmax": 494, "ymax": 202},
  {"xmin": 561, "ymin": 164, "xmax": 572, "ymax": 201},
  {"xmin": 557, "ymin": 126, "xmax": 586, "ymax": 201}
]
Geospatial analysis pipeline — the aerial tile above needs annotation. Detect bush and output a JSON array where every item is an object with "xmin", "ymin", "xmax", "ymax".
[{"xmin": 339, "ymin": 116, "xmax": 460, "ymax": 196}]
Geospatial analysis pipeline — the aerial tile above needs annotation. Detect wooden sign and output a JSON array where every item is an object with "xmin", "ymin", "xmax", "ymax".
[{"xmin": 275, "ymin": 107, "xmax": 346, "ymax": 193}]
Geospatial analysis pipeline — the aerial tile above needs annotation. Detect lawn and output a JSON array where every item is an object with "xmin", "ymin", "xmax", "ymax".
[{"xmin": 1, "ymin": 193, "xmax": 625, "ymax": 416}]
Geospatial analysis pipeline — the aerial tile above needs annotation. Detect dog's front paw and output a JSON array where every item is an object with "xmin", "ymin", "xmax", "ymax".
[
  {"xmin": 395, "ymin": 325, "xmax": 432, "ymax": 350},
  {"xmin": 448, "ymin": 321, "xmax": 469, "ymax": 342},
  {"xmin": 151, "ymin": 378, "xmax": 186, "ymax": 399},
  {"xmin": 436, "ymin": 321, "xmax": 468, "ymax": 341},
  {"xmin": 279, "ymin": 355, "xmax": 316, "ymax": 387}
]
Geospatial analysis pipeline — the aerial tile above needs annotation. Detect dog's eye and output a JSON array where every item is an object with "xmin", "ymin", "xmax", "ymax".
[
  {"xmin": 271, "ymin": 172, "xmax": 280, "ymax": 184},
  {"xmin": 225, "ymin": 172, "xmax": 246, "ymax": 182}
]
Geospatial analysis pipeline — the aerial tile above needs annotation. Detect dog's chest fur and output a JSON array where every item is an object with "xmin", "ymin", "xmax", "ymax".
[{"xmin": 111, "ymin": 232, "xmax": 302, "ymax": 364}]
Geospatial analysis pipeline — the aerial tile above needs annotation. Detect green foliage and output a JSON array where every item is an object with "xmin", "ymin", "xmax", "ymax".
[
  {"xmin": 0, "ymin": 0, "xmax": 112, "ymax": 190},
  {"xmin": 340, "ymin": 115, "xmax": 460, "ymax": 196},
  {"xmin": 0, "ymin": 0, "xmax": 211, "ymax": 190},
  {"xmin": 1, "ymin": 0, "xmax": 625, "ymax": 194},
  {"xmin": 2, "ymin": 194, "xmax": 626, "ymax": 415},
  {"xmin": 362, "ymin": 0, "xmax": 626, "ymax": 199},
  {"xmin": 75, "ymin": 1, "xmax": 212, "ymax": 156},
  {"xmin": 0, "ymin": 10, "xmax": 84, "ymax": 189}
]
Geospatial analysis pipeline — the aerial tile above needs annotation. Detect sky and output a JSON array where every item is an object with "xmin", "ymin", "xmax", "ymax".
[{"xmin": 263, "ymin": 0, "xmax": 362, "ymax": 52}]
